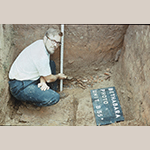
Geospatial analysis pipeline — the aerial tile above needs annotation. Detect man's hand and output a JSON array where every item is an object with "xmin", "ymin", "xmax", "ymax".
[
  {"xmin": 58, "ymin": 73, "xmax": 67, "ymax": 80},
  {"xmin": 38, "ymin": 82, "xmax": 50, "ymax": 91}
]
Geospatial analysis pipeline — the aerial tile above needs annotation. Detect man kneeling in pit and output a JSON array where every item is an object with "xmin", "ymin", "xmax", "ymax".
[{"xmin": 8, "ymin": 28, "xmax": 67, "ymax": 107}]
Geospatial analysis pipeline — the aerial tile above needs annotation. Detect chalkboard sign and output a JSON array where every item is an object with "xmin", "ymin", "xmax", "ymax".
[{"xmin": 90, "ymin": 87, "xmax": 124, "ymax": 126}]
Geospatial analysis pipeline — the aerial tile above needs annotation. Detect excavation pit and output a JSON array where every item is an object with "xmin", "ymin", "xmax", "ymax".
[{"xmin": 0, "ymin": 24, "xmax": 150, "ymax": 126}]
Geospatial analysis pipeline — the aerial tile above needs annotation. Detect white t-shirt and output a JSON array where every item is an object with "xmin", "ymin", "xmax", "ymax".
[{"xmin": 9, "ymin": 40, "xmax": 51, "ymax": 81}]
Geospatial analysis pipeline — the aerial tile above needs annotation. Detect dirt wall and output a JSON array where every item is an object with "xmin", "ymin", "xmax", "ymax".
[
  {"xmin": 61, "ymin": 25, "xmax": 128, "ymax": 76},
  {"xmin": 0, "ymin": 24, "xmax": 14, "ymax": 124},
  {"xmin": 113, "ymin": 25, "xmax": 150, "ymax": 125}
]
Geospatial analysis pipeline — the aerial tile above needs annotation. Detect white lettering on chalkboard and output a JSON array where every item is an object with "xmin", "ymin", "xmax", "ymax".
[
  {"xmin": 110, "ymin": 94, "xmax": 115, "ymax": 97},
  {"xmin": 113, "ymin": 103, "xmax": 118, "ymax": 107},
  {"xmin": 92, "ymin": 88, "xmax": 122, "ymax": 121},
  {"xmin": 112, "ymin": 100, "xmax": 116, "ymax": 103},
  {"xmin": 116, "ymin": 114, "xmax": 121, "ymax": 118},
  {"xmin": 92, "ymin": 90, "xmax": 99, "ymax": 99},
  {"xmin": 95, "ymin": 99, "xmax": 100, "ymax": 102},
  {"xmin": 97, "ymin": 110, "xmax": 102, "ymax": 114},
  {"xmin": 114, "ymin": 107, "xmax": 119, "ymax": 110},
  {"xmin": 92, "ymin": 89, "xmax": 104, "ymax": 120},
  {"xmin": 97, "ymin": 109, "xmax": 103, "ymax": 118},
  {"xmin": 96, "ymin": 105, "xmax": 101, "ymax": 109},
  {"xmin": 109, "ymin": 91, "xmax": 114, "ymax": 94},
  {"xmin": 109, "ymin": 88, "xmax": 121, "ymax": 119},
  {"xmin": 100, "ymin": 89, "xmax": 109, "ymax": 105},
  {"xmin": 111, "ymin": 96, "xmax": 116, "ymax": 100},
  {"xmin": 97, "ymin": 114, "xmax": 103, "ymax": 117},
  {"xmin": 115, "ymin": 110, "xmax": 120, "ymax": 113},
  {"xmin": 108, "ymin": 88, "xmax": 114, "ymax": 91},
  {"xmin": 101, "ymin": 89, "xmax": 105, "ymax": 92},
  {"xmin": 103, "ymin": 101, "xmax": 108, "ymax": 104},
  {"xmin": 102, "ymin": 95, "xmax": 107, "ymax": 98}
]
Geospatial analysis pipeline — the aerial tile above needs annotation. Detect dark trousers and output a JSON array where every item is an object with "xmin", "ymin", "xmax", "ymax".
[{"xmin": 8, "ymin": 60, "xmax": 60, "ymax": 107}]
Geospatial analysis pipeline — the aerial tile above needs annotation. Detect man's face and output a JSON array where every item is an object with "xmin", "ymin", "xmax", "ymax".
[{"xmin": 46, "ymin": 34, "xmax": 61, "ymax": 54}]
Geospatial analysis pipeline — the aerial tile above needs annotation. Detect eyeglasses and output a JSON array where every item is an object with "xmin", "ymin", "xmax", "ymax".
[{"xmin": 46, "ymin": 34, "xmax": 61, "ymax": 46}]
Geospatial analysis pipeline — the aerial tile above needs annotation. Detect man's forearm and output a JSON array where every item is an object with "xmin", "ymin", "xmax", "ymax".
[
  {"xmin": 40, "ymin": 76, "xmax": 47, "ymax": 83},
  {"xmin": 44, "ymin": 74, "xmax": 59, "ymax": 83},
  {"xmin": 44, "ymin": 73, "xmax": 67, "ymax": 83}
]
